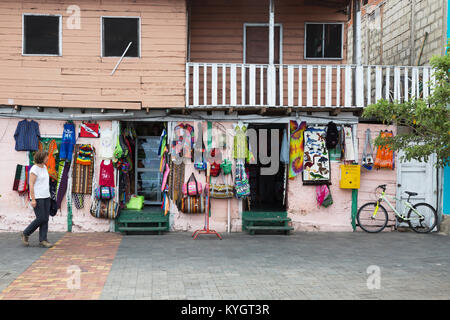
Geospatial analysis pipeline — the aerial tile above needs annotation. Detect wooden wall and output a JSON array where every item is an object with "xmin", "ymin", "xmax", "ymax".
[
  {"xmin": 188, "ymin": 0, "xmax": 350, "ymax": 107},
  {"xmin": 189, "ymin": 0, "xmax": 349, "ymax": 64},
  {"xmin": 0, "ymin": 0, "xmax": 187, "ymax": 110}
]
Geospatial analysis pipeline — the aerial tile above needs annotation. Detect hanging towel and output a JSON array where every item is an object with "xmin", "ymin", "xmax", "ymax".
[
  {"xmin": 289, "ymin": 120, "xmax": 307, "ymax": 179},
  {"xmin": 72, "ymin": 144, "xmax": 95, "ymax": 194},
  {"xmin": 56, "ymin": 161, "xmax": 71, "ymax": 209},
  {"xmin": 100, "ymin": 128, "xmax": 114, "ymax": 159}
]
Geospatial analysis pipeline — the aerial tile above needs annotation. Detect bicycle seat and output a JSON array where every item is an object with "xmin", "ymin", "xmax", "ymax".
[{"xmin": 405, "ymin": 191, "xmax": 418, "ymax": 196}]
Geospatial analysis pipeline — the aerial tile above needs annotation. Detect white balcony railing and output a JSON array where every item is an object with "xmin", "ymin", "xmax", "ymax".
[{"xmin": 186, "ymin": 63, "xmax": 434, "ymax": 108}]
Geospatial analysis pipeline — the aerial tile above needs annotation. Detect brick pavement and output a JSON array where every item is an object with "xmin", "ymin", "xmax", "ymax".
[
  {"xmin": 0, "ymin": 231, "xmax": 449, "ymax": 300},
  {"xmin": 0, "ymin": 233, "xmax": 122, "ymax": 300}
]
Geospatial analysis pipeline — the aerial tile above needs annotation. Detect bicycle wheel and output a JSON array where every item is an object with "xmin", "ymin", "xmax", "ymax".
[
  {"xmin": 357, "ymin": 202, "xmax": 389, "ymax": 233},
  {"xmin": 407, "ymin": 203, "xmax": 438, "ymax": 233}
]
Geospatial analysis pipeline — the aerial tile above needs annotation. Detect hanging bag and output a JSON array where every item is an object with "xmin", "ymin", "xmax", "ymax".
[
  {"xmin": 95, "ymin": 186, "xmax": 115, "ymax": 200},
  {"xmin": 210, "ymin": 174, "xmax": 234, "ymax": 199},
  {"xmin": 210, "ymin": 162, "xmax": 221, "ymax": 177},
  {"xmin": 182, "ymin": 173, "xmax": 203, "ymax": 196},
  {"xmin": 180, "ymin": 194, "xmax": 205, "ymax": 213},
  {"xmin": 90, "ymin": 198, "xmax": 119, "ymax": 219},
  {"xmin": 220, "ymin": 159, "xmax": 233, "ymax": 175}
]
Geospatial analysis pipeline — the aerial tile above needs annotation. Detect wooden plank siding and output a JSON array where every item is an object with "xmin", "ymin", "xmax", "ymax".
[
  {"xmin": 0, "ymin": 0, "xmax": 187, "ymax": 110},
  {"xmin": 188, "ymin": 0, "xmax": 349, "ymax": 108}
]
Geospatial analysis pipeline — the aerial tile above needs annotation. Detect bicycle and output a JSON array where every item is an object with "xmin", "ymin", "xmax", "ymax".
[{"xmin": 356, "ymin": 184, "xmax": 438, "ymax": 233}]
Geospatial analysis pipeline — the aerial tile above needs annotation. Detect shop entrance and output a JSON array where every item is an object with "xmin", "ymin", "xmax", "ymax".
[{"xmin": 244, "ymin": 123, "xmax": 288, "ymax": 212}]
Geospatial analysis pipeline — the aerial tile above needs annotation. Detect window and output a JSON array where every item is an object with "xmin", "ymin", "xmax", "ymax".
[
  {"xmin": 23, "ymin": 14, "xmax": 61, "ymax": 55},
  {"xmin": 102, "ymin": 17, "xmax": 140, "ymax": 57},
  {"xmin": 305, "ymin": 23, "xmax": 343, "ymax": 59}
]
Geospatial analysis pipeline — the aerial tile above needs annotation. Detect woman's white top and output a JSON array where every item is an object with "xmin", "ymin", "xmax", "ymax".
[{"xmin": 30, "ymin": 165, "xmax": 50, "ymax": 199}]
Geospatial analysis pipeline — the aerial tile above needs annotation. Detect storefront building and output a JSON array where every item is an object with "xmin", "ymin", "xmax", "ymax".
[{"xmin": 0, "ymin": 0, "xmax": 435, "ymax": 233}]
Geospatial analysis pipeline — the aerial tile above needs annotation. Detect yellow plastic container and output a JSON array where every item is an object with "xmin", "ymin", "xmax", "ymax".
[{"xmin": 340, "ymin": 165, "xmax": 361, "ymax": 189}]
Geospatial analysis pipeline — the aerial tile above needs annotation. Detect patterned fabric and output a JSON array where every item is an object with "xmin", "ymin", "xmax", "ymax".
[
  {"xmin": 72, "ymin": 193, "xmax": 85, "ymax": 209},
  {"xmin": 172, "ymin": 123, "xmax": 194, "ymax": 159},
  {"xmin": 14, "ymin": 120, "xmax": 40, "ymax": 151},
  {"xmin": 289, "ymin": 120, "xmax": 307, "ymax": 179},
  {"xmin": 72, "ymin": 144, "xmax": 94, "ymax": 194},
  {"xmin": 171, "ymin": 162, "xmax": 185, "ymax": 203},
  {"xmin": 180, "ymin": 195, "xmax": 205, "ymax": 214},
  {"xmin": 46, "ymin": 139, "xmax": 59, "ymax": 181},
  {"xmin": 76, "ymin": 144, "xmax": 94, "ymax": 166},
  {"xmin": 233, "ymin": 124, "xmax": 248, "ymax": 160},
  {"xmin": 56, "ymin": 162, "xmax": 70, "ymax": 209},
  {"xmin": 302, "ymin": 126, "xmax": 331, "ymax": 184}
]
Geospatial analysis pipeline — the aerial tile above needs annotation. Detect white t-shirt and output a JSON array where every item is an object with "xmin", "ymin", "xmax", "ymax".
[{"xmin": 30, "ymin": 165, "xmax": 50, "ymax": 199}]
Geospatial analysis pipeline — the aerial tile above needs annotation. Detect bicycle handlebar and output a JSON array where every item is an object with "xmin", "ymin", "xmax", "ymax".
[{"xmin": 377, "ymin": 184, "xmax": 387, "ymax": 191}]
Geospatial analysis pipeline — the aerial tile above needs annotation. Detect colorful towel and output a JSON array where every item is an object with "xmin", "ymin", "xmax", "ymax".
[{"xmin": 289, "ymin": 121, "xmax": 307, "ymax": 179}]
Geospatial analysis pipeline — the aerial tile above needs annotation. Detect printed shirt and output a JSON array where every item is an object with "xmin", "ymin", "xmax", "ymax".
[{"xmin": 14, "ymin": 120, "xmax": 41, "ymax": 151}]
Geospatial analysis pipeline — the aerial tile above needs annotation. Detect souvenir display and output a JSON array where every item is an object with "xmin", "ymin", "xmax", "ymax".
[{"xmin": 303, "ymin": 126, "xmax": 331, "ymax": 185}]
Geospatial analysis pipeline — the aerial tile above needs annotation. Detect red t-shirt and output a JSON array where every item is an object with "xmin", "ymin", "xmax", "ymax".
[{"xmin": 99, "ymin": 160, "xmax": 115, "ymax": 187}]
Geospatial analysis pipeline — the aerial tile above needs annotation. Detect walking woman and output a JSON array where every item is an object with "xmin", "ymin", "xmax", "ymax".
[{"xmin": 21, "ymin": 150, "xmax": 53, "ymax": 248}]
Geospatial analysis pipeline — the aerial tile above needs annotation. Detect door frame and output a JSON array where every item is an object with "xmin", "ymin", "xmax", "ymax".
[{"xmin": 243, "ymin": 23, "xmax": 283, "ymax": 64}]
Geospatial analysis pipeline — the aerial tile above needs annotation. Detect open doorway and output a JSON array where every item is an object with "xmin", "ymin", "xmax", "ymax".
[{"xmin": 244, "ymin": 123, "xmax": 288, "ymax": 212}]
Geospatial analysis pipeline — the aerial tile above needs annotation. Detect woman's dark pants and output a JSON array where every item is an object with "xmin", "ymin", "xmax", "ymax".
[{"xmin": 24, "ymin": 198, "xmax": 50, "ymax": 242}]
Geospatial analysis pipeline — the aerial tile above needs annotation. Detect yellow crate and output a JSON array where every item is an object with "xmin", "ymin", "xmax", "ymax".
[{"xmin": 340, "ymin": 165, "xmax": 361, "ymax": 189}]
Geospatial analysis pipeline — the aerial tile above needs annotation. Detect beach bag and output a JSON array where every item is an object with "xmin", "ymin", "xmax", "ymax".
[
  {"xmin": 180, "ymin": 195, "xmax": 205, "ymax": 213},
  {"xmin": 182, "ymin": 173, "xmax": 203, "ymax": 196},
  {"xmin": 95, "ymin": 186, "xmax": 115, "ymax": 200},
  {"xmin": 90, "ymin": 198, "xmax": 119, "ymax": 219},
  {"xmin": 362, "ymin": 129, "xmax": 374, "ymax": 170},
  {"xmin": 220, "ymin": 159, "xmax": 233, "ymax": 175},
  {"xmin": 125, "ymin": 195, "xmax": 144, "ymax": 210},
  {"xmin": 210, "ymin": 175, "xmax": 234, "ymax": 199},
  {"xmin": 194, "ymin": 161, "xmax": 207, "ymax": 171},
  {"xmin": 235, "ymin": 162, "xmax": 250, "ymax": 199},
  {"xmin": 326, "ymin": 121, "xmax": 339, "ymax": 150}
]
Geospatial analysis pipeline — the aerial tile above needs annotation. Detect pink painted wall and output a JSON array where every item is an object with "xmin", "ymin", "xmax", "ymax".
[
  {"xmin": 287, "ymin": 123, "xmax": 397, "ymax": 232},
  {"xmin": 0, "ymin": 118, "xmax": 397, "ymax": 233},
  {"xmin": 0, "ymin": 118, "xmax": 112, "ymax": 233}
]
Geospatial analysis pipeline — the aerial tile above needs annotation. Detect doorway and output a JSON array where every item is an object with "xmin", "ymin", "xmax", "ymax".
[{"xmin": 244, "ymin": 123, "xmax": 287, "ymax": 212}]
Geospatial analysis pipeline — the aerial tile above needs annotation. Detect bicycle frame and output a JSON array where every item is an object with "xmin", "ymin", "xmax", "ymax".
[{"xmin": 373, "ymin": 191, "xmax": 424, "ymax": 221}]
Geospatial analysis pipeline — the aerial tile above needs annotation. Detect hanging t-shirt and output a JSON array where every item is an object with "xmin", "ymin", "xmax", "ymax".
[
  {"xmin": 99, "ymin": 160, "xmax": 115, "ymax": 187},
  {"xmin": 29, "ymin": 165, "xmax": 50, "ymax": 199},
  {"xmin": 14, "ymin": 120, "xmax": 41, "ymax": 151},
  {"xmin": 100, "ymin": 128, "xmax": 114, "ymax": 159}
]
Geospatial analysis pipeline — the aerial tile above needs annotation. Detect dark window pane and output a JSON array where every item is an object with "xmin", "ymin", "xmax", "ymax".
[
  {"xmin": 305, "ymin": 24, "xmax": 323, "ymax": 58},
  {"xmin": 103, "ymin": 17, "xmax": 139, "ymax": 57},
  {"xmin": 324, "ymin": 24, "xmax": 342, "ymax": 58},
  {"xmin": 24, "ymin": 15, "xmax": 60, "ymax": 55}
]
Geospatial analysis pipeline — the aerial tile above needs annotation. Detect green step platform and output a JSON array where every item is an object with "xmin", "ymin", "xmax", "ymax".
[
  {"xmin": 115, "ymin": 206, "xmax": 170, "ymax": 235},
  {"xmin": 242, "ymin": 211, "xmax": 293, "ymax": 235}
]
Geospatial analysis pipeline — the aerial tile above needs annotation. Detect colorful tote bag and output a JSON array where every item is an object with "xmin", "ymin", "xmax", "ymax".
[
  {"xmin": 210, "ymin": 175, "xmax": 234, "ymax": 199},
  {"xmin": 182, "ymin": 173, "xmax": 203, "ymax": 196},
  {"xmin": 302, "ymin": 126, "xmax": 331, "ymax": 185},
  {"xmin": 180, "ymin": 195, "xmax": 205, "ymax": 214},
  {"xmin": 90, "ymin": 198, "xmax": 119, "ymax": 219},
  {"xmin": 289, "ymin": 121, "xmax": 307, "ymax": 179}
]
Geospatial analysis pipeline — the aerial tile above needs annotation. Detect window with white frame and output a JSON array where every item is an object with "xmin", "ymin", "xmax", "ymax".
[
  {"xmin": 305, "ymin": 23, "xmax": 343, "ymax": 59},
  {"xmin": 102, "ymin": 17, "xmax": 140, "ymax": 58},
  {"xmin": 23, "ymin": 14, "xmax": 61, "ymax": 55}
]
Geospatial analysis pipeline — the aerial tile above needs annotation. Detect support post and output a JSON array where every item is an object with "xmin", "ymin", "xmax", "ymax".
[{"xmin": 268, "ymin": 0, "xmax": 276, "ymax": 106}]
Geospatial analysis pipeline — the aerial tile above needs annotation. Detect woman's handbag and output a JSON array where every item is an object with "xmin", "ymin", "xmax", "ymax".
[
  {"xmin": 95, "ymin": 186, "xmax": 115, "ymax": 200},
  {"xmin": 90, "ymin": 198, "xmax": 119, "ymax": 219},
  {"xmin": 180, "ymin": 195, "xmax": 205, "ymax": 213},
  {"xmin": 182, "ymin": 173, "xmax": 203, "ymax": 196},
  {"xmin": 210, "ymin": 175, "xmax": 234, "ymax": 199},
  {"xmin": 220, "ymin": 159, "xmax": 233, "ymax": 175}
]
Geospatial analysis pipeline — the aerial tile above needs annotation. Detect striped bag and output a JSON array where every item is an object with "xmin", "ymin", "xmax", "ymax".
[
  {"xmin": 180, "ymin": 195, "xmax": 205, "ymax": 214},
  {"xmin": 90, "ymin": 198, "xmax": 119, "ymax": 219}
]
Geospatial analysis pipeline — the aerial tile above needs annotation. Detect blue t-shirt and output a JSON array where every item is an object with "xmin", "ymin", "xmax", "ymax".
[{"xmin": 14, "ymin": 120, "xmax": 41, "ymax": 151}]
